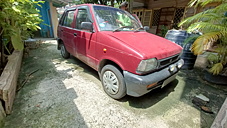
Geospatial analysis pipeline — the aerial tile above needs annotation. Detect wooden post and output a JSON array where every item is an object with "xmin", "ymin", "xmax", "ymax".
[{"xmin": 211, "ymin": 98, "xmax": 227, "ymax": 128}]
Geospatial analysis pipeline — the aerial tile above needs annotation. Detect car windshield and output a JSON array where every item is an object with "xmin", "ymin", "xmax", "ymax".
[{"xmin": 93, "ymin": 5, "xmax": 143, "ymax": 31}]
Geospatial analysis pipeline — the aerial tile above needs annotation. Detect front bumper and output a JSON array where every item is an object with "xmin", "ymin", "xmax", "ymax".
[{"xmin": 123, "ymin": 59, "xmax": 184, "ymax": 97}]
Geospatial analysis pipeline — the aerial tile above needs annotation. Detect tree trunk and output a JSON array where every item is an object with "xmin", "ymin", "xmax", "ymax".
[
  {"xmin": 0, "ymin": 27, "xmax": 7, "ymax": 74},
  {"xmin": 111, "ymin": 0, "xmax": 114, "ymax": 7},
  {"xmin": 99, "ymin": 0, "xmax": 104, "ymax": 5}
]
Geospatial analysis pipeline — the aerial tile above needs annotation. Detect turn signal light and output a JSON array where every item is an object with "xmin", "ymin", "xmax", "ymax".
[{"xmin": 147, "ymin": 82, "xmax": 157, "ymax": 88}]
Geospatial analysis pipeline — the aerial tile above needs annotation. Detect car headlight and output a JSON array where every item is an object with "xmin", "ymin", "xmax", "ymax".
[{"xmin": 136, "ymin": 58, "xmax": 158, "ymax": 73}]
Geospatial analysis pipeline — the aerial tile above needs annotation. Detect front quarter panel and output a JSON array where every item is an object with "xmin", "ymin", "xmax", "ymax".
[{"xmin": 96, "ymin": 32, "xmax": 142, "ymax": 73}]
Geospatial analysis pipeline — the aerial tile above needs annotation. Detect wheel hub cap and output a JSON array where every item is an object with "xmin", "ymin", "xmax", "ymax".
[{"xmin": 103, "ymin": 71, "xmax": 119, "ymax": 95}]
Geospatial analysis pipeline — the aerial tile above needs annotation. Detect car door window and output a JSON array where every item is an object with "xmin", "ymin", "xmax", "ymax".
[
  {"xmin": 63, "ymin": 11, "xmax": 75, "ymax": 28},
  {"xmin": 75, "ymin": 8, "xmax": 91, "ymax": 30}
]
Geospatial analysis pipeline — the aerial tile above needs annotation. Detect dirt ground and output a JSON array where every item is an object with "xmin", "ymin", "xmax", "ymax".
[{"xmin": 4, "ymin": 39, "xmax": 227, "ymax": 128}]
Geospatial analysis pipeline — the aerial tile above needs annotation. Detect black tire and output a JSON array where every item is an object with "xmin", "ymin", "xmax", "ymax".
[
  {"xmin": 100, "ymin": 65, "xmax": 126, "ymax": 99},
  {"xmin": 60, "ymin": 43, "xmax": 70, "ymax": 59}
]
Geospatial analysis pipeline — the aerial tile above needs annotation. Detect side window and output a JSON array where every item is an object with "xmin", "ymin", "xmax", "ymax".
[
  {"xmin": 63, "ymin": 11, "xmax": 75, "ymax": 28},
  {"xmin": 75, "ymin": 9, "xmax": 90, "ymax": 29}
]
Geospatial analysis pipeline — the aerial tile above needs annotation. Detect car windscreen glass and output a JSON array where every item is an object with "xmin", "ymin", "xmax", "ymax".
[{"xmin": 93, "ymin": 6, "xmax": 143, "ymax": 31}]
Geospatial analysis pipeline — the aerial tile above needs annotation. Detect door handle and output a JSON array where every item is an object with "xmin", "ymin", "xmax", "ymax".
[{"xmin": 74, "ymin": 33, "xmax": 77, "ymax": 36}]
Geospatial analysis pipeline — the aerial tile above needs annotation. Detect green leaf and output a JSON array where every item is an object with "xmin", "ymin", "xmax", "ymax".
[
  {"xmin": 191, "ymin": 31, "xmax": 223, "ymax": 55},
  {"xmin": 12, "ymin": 6, "xmax": 21, "ymax": 12},
  {"xmin": 207, "ymin": 53, "xmax": 219, "ymax": 64},
  {"xmin": 11, "ymin": 28, "xmax": 24, "ymax": 50},
  {"xmin": 209, "ymin": 63, "xmax": 223, "ymax": 75},
  {"xmin": 191, "ymin": 37, "xmax": 205, "ymax": 55}
]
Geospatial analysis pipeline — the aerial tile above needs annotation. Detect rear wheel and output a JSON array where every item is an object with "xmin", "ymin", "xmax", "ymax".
[
  {"xmin": 60, "ymin": 43, "xmax": 70, "ymax": 59},
  {"xmin": 100, "ymin": 65, "xmax": 126, "ymax": 99}
]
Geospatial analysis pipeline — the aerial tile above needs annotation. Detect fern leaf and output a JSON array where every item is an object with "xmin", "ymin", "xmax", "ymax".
[
  {"xmin": 179, "ymin": 11, "xmax": 206, "ymax": 26},
  {"xmin": 188, "ymin": 0, "xmax": 202, "ymax": 7},
  {"xmin": 187, "ymin": 22, "xmax": 226, "ymax": 33},
  {"xmin": 207, "ymin": 53, "xmax": 219, "ymax": 64},
  {"xmin": 201, "ymin": 0, "xmax": 223, "ymax": 7},
  {"xmin": 183, "ymin": 34, "xmax": 200, "ymax": 44},
  {"xmin": 213, "ymin": 3, "xmax": 227, "ymax": 13},
  {"xmin": 191, "ymin": 37, "xmax": 206, "ymax": 55},
  {"xmin": 179, "ymin": 3, "xmax": 227, "ymax": 27},
  {"xmin": 191, "ymin": 32, "xmax": 222, "ymax": 55},
  {"xmin": 209, "ymin": 63, "xmax": 223, "ymax": 75}
]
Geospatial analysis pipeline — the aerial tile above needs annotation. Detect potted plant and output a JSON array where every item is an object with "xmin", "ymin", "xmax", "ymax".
[{"xmin": 179, "ymin": 0, "xmax": 227, "ymax": 84}]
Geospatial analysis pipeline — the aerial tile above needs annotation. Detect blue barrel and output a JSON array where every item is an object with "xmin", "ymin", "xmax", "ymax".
[{"xmin": 165, "ymin": 30, "xmax": 197, "ymax": 69}]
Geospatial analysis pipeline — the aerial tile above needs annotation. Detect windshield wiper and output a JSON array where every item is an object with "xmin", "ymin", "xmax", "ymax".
[
  {"xmin": 134, "ymin": 27, "xmax": 144, "ymax": 32},
  {"xmin": 113, "ymin": 26, "xmax": 133, "ymax": 32}
]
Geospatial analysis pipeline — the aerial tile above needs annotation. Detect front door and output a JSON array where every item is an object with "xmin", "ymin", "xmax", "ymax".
[{"xmin": 74, "ymin": 6, "xmax": 97, "ymax": 69}]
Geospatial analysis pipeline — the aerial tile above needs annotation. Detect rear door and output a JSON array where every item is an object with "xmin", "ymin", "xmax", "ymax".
[
  {"xmin": 57, "ymin": 12, "xmax": 66, "ymax": 39},
  {"xmin": 74, "ymin": 6, "xmax": 97, "ymax": 69},
  {"xmin": 59, "ymin": 9, "xmax": 77, "ymax": 54}
]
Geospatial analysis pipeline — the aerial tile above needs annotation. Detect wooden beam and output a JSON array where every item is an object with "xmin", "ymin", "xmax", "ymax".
[
  {"xmin": 0, "ymin": 50, "xmax": 23, "ymax": 114},
  {"xmin": 211, "ymin": 98, "xmax": 227, "ymax": 128},
  {"xmin": 130, "ymin": 0, "xmax": 134, "ymax": 13}
]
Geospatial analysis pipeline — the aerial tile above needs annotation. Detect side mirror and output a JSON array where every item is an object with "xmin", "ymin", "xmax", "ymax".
[
  {"xmin": 81, "ymin": 22, "xmax": 93, "ymax": 32},
  {"xmin": 144, "ymin": 26, "xmax": 150, "ymax": 31}
]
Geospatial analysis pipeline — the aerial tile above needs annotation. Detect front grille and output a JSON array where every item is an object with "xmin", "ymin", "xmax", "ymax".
[{"xmin": 159, "ymin": 54, "xmax": 179, "ymax": 68}]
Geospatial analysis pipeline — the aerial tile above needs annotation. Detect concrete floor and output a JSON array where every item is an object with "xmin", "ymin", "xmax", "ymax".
[{"xmin": 3, "ymin": 39, "xmax": 227, "ymax": 128}]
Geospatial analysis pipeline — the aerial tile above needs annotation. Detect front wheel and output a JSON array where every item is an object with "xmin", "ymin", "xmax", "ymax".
[
  {"xmin": 100, "ymin": 65, "xmax": 126, "ymax": 99},
  {"xmin": 60, "ymin": 43, "xmax": 70, "ymax": 59}
]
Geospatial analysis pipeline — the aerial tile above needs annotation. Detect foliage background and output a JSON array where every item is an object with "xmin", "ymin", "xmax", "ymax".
[
  {"xmin": 179, "ymin": 0, "xmax": 227, "ymax": 75},
  {"xmin": 0, "ymin": 0, "xmax": 43, "ymax": 71}
]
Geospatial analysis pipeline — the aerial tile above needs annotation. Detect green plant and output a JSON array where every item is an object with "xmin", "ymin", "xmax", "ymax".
[
  {"xmin": 160, "ymin": 25, "xmax": 168, "ymax": 37},
  {"xmin": 179, "ymin": 0, "xmax": 227, "ymax": 75},
  {"xmin": 0, "ymin": 0, "xmax": 43, "ymax": 51},
  {"xmin": 183, "ymin": 34, "xmax": 200, "ymax": 44}
]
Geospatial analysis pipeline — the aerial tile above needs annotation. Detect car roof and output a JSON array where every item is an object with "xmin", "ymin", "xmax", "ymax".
[{"xmin": 64, "ymin": 4, "xmax": 114, "ymax": 11}]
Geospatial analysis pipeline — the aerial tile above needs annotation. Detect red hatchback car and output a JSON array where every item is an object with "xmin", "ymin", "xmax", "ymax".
[{"xmin": 57, "ymin": 4, "xmax": 184, "ymax": 99}]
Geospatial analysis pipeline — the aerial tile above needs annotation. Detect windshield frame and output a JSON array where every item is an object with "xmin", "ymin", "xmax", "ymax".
[{"xmin": 92, "ymin": 5, "xmax": 143, "ymax": 32}]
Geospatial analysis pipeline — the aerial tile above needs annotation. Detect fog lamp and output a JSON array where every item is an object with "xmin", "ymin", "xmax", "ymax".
[
  {"xmin": 177, "ymin": 61, "xmax": 183, "ymax": 69},
  {"xmin": 169, "ymin": 65, "xmax": 175, "ymax": 72}
]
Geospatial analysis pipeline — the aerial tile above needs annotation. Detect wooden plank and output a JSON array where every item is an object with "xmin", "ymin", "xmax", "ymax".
[
  {"xmin": 0, "ymin": 73, "xmax": 6, "ymax": 97},
  {"xmin": 0, "ymin": 64, "xmax": 16, "ymax": 98},
  {"xmin": 0, "ymin": 101, "xmax": 6, "ymax": 127},
  {"xmin": 143, "ymin": 10, "xmax": 152, "ymax": 27},
  {"xmin": 0, "ymin": 50, "xmax": 23, "ymax": 114},
  {"xmin": 211, "ymin": 98, "xmax": 227, "ymax": 128},
  {"xmin": 134, "ymin": 0, "xmax": 145, "ymax": 3}
]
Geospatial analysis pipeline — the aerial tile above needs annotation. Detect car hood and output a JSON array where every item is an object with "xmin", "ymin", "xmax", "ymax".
[{"xmin": 104, "ymin": 31, "xmax": 182, "ymax": 60}]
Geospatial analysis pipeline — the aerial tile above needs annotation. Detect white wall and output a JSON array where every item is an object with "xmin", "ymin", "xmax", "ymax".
[{"xmin": 49, "ymin": 1, "xmax": 58, "ymax": 38}]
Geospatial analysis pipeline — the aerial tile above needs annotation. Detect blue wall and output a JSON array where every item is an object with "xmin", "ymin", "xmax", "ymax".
[{"xmin": 37, "ymin": 1, "xmax": 54, "ymax": 38}]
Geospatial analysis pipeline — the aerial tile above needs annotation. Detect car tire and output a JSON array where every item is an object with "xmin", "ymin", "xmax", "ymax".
[
  {"xmin": 60, "ymin": 43, "xmax": 70, "ymax": 59},
  {"xmin": 100, "ymin": 65, "xmax": 126, "ymax": 99}
]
